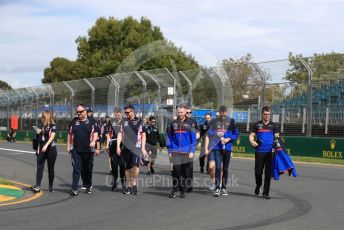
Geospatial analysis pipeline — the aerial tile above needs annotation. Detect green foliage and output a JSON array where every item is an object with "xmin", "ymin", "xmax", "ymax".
[
  {"xmin": 0, "ymin": 80, "xmax": 12, "ymax": 90},
  {"xmin": 42, "ymin": 16, "xmax": 198, "ymax": 83},
  {"xmin": 286, "ymin": 52, "xmax": 344, "ymax": 82},
  {"xmin": 221, "ymin": 54, "xmax": 266, "ymax": 104}
]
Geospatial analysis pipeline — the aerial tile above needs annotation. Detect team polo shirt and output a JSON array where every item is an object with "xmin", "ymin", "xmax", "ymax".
[
  {"xmin": 108, "ymin": 120, "xmax": 122, "ymax": 140},
  {"xmin": 41, "ymin": 123, "xmax": 57, "ymax": 147},
  {"xmin": 252, "ymin": 121, "xmax": 279, "ymax": 153},
  {"xmin": 69, "ymin": 117, "xmax": 98, "ymax": 152},
  {"xmin": 120, "ymin": 116, "xmax": 143, "ymax": 149},
  {"xmin": 142, "ymin": 125, "xmax": 160, "ymax": 146}
]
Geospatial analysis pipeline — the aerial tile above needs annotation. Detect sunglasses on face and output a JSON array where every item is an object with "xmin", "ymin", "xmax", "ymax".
[
  {"xmin": 186, "ymin": 112, "xmax": 192, "ymax": 114},
  {"xmin": 124, "ymin": 110, "xmax": 132, "ymax": 114},
  {"xmin": 77, "ymin": 110, "xmax": 85, "ymax": 114}
]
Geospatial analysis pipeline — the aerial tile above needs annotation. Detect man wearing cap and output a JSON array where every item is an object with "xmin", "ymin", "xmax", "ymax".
[
  {"xmin": 206, "ymin": 105, "xmax": 240, "ymax": 197},
  {"xmin": 141, "ymin": 116, "xmax": 164, "ymax": 175}
]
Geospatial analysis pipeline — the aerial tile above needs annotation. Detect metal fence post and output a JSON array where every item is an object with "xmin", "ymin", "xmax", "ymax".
[
  {"xmin": 134, "ymin": 71, "xmax": 147, "ymax": 117},
  {"xmin": 298, "ymin": 57, "xmax": 313, "ymax": 137},
  {"xmin": 83, "ymin": 78, "xmax": 95, "ymax": 111},
  {"xmin": 63, "ymin": 81, "xmax": 75, "ymax": 119},
  {"xmin": 253, "ymin": 63, "xmax": 266, "ymax": 112},
  {"xmin": 179, "ymin": 71, "xmax": 193, "ymax": 107}
]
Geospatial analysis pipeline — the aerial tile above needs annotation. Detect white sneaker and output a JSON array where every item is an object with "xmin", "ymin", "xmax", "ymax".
[
  {"xmin": 214, "ymin": 189, "xmax": 220, "ymax": 197},
  {"xmin": 220, "ymin": 188, "xmax": 228, "ymax": 196},
  {"xmin": 208, "ymin": 183, "xmax": 215, "ymax": 191},
  {"xmin": 80, "ymin": 186, "xmax": 87, "ymax": 191}
]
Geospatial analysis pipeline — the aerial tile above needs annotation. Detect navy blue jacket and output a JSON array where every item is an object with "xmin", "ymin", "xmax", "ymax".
[
  {"xmin": 166, "ymin": 118, "xmax": 197, "ymax": 154},
  {"xmin": 207, "ymin": 116, "xmax": 239, "ymax": 152}
]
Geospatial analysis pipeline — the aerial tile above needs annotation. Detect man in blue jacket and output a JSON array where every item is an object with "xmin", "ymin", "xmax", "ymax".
[
  {"xmin": 166, "ymin": 104, "xmax": 197, "ymax": 198},
  {"xmin": 206, "ymin": 106, "xmax": 239, "ymax": 197},
  {"xmin": 249, "ymin": 106, "xmax": 279, "ymax": 199}
]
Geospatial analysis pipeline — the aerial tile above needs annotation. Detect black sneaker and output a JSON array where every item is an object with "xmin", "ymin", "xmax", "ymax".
[
  {"xmin": 200, "ymin": 167, "xmax": 204, "ymax": 173},
  {"xmin": 123, "ymin": 187, "xmax": 131, "ymax": 195},
  {"xmin": 85, "ymin": 187, "xmax": 92, "ymax": 194},
  {"xmin": 111, "ymin": 185, "xmax": 117, "ymax": 191},
  {"xmin": 255, "ymin": 186, "xmax": 260, "ymax": 196},
  {"xmin": 169, "ymin": 191, "xmax": 179, "ymax": 198},
  {"xmin": 150, "ymin": 166, "xmax": 155, "ymax": 174},
  {"xmin": 179, "ymin": 191, "xmax": 185, "ymax": 198},
  {"xmin": 70, "ymin": 190, "xmax": 78, "ymax": 196},
  {"xmin": 32, "ymin": 185, "xmax": 41, "ymax": 193},
  {"xmin": 263, "ymin": 194, "xmax": 270, "ymax": 200},
  {"xmin": 131, "ymin": 186, "xmax": 139, "ymax": 195},
  {"xmin": 49, "ymin": 186, "xmax": 54, "ymax": 193},
  {"xmin": 186, "ymin": 187, "xmax": 193, "ymax": 193}
]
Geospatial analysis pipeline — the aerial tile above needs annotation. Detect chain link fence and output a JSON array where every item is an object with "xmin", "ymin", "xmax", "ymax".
[{"xmin": 1, "ymin": 56, "xmax": 344, "ymax": 137}]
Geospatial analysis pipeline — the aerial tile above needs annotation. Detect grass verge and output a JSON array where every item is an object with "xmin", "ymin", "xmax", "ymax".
[
  {"xmin": 0, "ymin": 178, "xmax": 14, "ymax": 185},
  {"xmin": 233, "ymin": 153, "xmax": 344, "ymax": 166}
]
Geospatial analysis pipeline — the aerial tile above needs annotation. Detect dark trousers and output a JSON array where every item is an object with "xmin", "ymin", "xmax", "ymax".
[
  {"xmin": 36, "ymin": 146, "xmax": 57, "ymax": 187},
  {"xmin": 72, "ymin": 150, "xmax": 94, "ymax": 191},
  {"xmin": 171, "ymin": 153, "xmax": 193, "ymax": 192},
  {"xmin": 111, "ymin": 154, "xmax": 126, "ymax": 187},
  {"xmin": 214, "ymin": 150, "xmax": 231, "ymax": 189},
  {"xmin": 255, "ymin": 152, "xmax": 272, "ymax": 195}
]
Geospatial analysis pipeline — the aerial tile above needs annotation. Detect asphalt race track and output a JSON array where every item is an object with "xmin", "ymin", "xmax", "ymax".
[{"xmin": 0, "ymin": 142, "xmax": 343, "ymax": 230}]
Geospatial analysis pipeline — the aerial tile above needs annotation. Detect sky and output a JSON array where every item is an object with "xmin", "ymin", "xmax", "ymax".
[{"xmin": 0, "ymin": 0, "xmax": 343, "ymax": 88}]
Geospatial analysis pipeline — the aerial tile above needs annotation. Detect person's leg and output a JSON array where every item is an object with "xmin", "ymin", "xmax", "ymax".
[
  {"xmin": 255, "ymin": 152, "xmax": 266, "ymax": 195},
  {"xmin": 46, "ymin": 146, "xmax": 57, "ymax": 190},
  {"xmin": 214, "ymin": 150, "xmax": 223, "ymax": 190},
  {"xmin": 208, "ymin": 151, "xmax": 216, "ymax": 189},
  {"xmin": 263, "ymin": 152, "xmax": 272, "ymax": 196},
  {"xmin": 119, "ymin": 154, "xmax": 126, "ymax": 189},
  {"xmin": 150, "ymin": 146, "xmax": 157, "ymax": 174},
  {"xmin": 221, "ymin": 151, "xmax": 231, "ymax": 190},
  {"xmin": 111, "ymin": 155, "xmax": 119, "ymax": 189},
  {"xmin": 35, "ymin": 152, "xmax": 47, "ymax": 187},
  {"xmin": 199, "ymin": 149, "xmax": 205, "ymax": 173},
  {"xmin": 131, "ymin": 150, "xmax": 140, "ymax": 194},
  {"xmin": 71, "ymin": 150, "xmax": 82, "ymax": 191},
  {"xmin": 81, "ymin": 152, "xmax": 94, "ymax": 189}
]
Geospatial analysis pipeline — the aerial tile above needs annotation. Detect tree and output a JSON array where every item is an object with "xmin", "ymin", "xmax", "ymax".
[
  {"xmin": 221, "ymin": 54, "xmax": 269, "ymax": 104},
  {"xmin": 42, "ymin": 16, "xmax": 198, "ymax": 83},
  {"xmin": 0, "ymin": 80, "xmax": 12, "ymax": 90},
  {"xmin": 286, "ymin": 52, "xmax": 344, "ymax": 82}
]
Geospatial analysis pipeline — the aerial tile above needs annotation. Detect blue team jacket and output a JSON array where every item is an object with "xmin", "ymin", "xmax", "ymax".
[
  {"xmin": 207, "ymin": 116, "xmax": 240, "ymax": 152},
  {"xmin": 166, "ymin": 118, "xmax": 197, "ymax": 154}
]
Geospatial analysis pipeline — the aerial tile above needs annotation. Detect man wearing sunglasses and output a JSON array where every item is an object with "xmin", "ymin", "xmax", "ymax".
[
  {"xmin": 67, "ymin": 104, "xmax": 100, "ymax": 195},
  {"xmin": 141, "ymin": 116, "xmax": 164, "ymax": 175},
  {"xmin": 116, "ymin": 105, "xmax": 146, "ymax": 195}
]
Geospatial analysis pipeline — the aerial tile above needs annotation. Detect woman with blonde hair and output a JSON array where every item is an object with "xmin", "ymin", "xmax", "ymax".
[{"xmin": 32, "ymin": 111, "xmax": 58, "ymax": 193}]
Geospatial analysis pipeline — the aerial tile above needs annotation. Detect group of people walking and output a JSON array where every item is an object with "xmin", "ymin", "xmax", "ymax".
[{"xmin": 31, "ymin": 103, "xmax": 279, "ymax": 200}]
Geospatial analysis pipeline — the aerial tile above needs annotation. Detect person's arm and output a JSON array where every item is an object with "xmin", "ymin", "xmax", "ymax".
[
  {"xmin": 141, "ymin": 131, "xmax": 148, "ymax": 157},
  {"xmin": 249, "ymin": 132, "xmax": 258, "ymax": 147},
  {"xmin": 67, "ymin": 124, "xmax": 73, "ymax": 154},
  {"xmin": 116, "ymin": 131, "xmax": 122, "ymax": 156},
  {"xmin": 189, "ymin": 126, "xmax": 197, "ymax": 159},
  {"xmin": 42, "ymin": 125, "xmax": 56, "ymax": 152},
  {"xmin": 204, "ymin": 134, "xmax": 210, "ymax": 156}
]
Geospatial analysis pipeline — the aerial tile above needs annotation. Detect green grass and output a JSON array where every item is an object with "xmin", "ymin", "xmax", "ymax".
[
  {"xmin": 0, "ymin": 178, "xmax": 13, "ymax": 185},
  {"xmin": 233, "ymin": 153, "xmax": 344, "ymax": 166}
]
